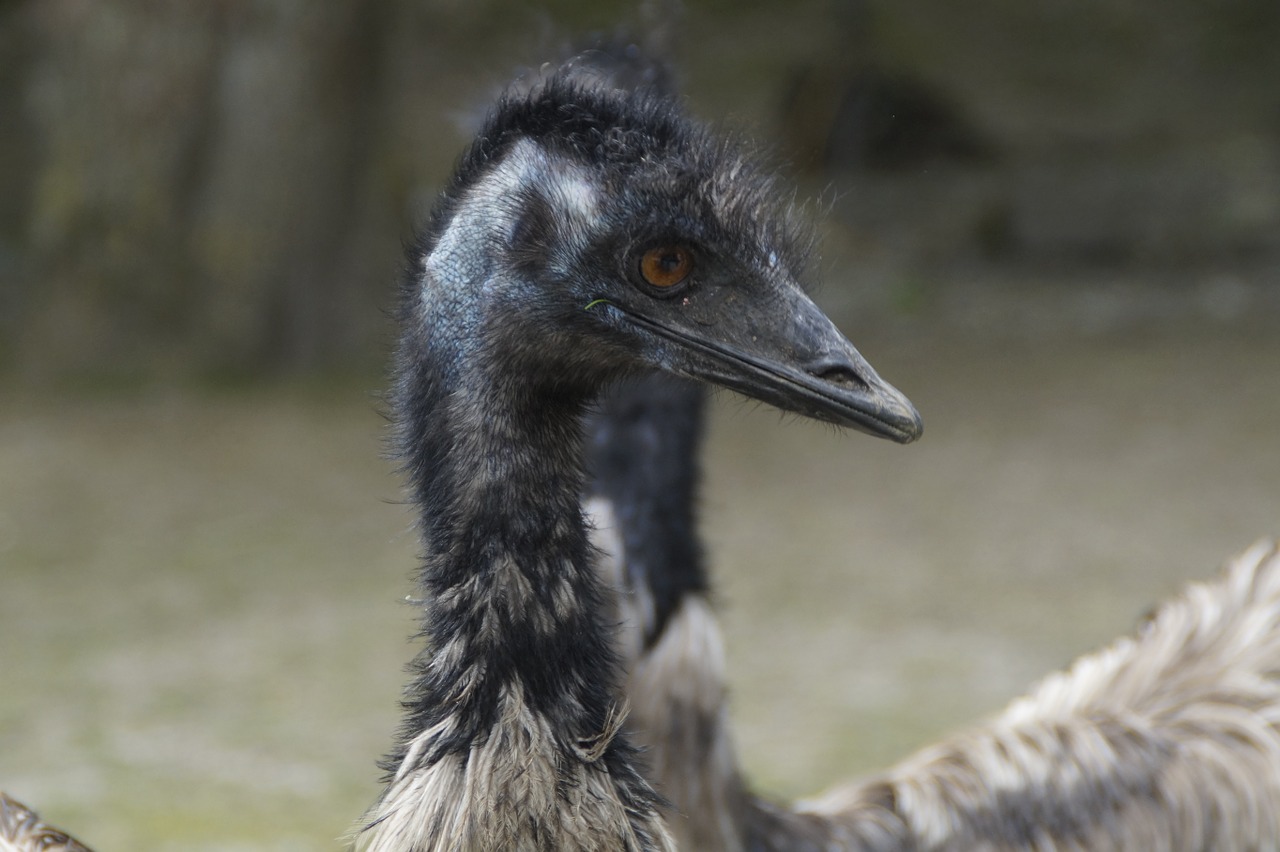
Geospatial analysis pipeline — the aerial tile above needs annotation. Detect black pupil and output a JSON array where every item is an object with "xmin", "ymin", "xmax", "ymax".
[{"xmin": 659, "ymin": 252, "xmax": 682, "ymax": 273}]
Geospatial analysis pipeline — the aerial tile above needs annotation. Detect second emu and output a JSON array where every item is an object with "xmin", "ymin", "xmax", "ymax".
[{"xmin": 588, "ymin": 377, "xmax": 1280, "ymax": 851}]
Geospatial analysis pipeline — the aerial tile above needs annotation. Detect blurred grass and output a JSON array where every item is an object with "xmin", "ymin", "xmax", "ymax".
[
  {"xmin": 0, "ymin": 384, "xmax": 416, "ymax": 848},
  {"xmin": 2, "ymin": 322, "xmax": 1279, "ymax": 847}
]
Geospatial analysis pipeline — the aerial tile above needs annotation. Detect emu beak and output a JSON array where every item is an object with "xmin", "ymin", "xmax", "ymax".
[{"xmin": 621, "ymin": 283, "xmax": 923, "ymax": 444}]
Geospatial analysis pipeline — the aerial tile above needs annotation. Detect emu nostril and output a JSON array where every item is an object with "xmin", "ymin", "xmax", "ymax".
[{"xmin": 810, "ymin": 362, "xmax": 870, "ymax": 392}]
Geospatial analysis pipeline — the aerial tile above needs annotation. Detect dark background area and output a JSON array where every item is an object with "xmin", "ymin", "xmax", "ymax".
[{"xmin": 2, "ymin": 0, "xmax": 1278, "ymax": 381}]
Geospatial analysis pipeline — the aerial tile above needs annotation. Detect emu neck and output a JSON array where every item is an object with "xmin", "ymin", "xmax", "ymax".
[
  {"xmin": 363, "ymin": 354, "xmax": 673, "ymax": 850},
  {"xmin": 363, "ymin": 131, "xmax": 673, "ymax": 846},
  {"xmin": 405, "ymin": 364, "xmax": 609, "ymax": 748}
]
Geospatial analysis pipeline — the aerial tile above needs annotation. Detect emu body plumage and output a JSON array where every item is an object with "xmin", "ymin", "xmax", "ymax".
[
  {"xmin": 588, "ymin": 379, "xmax": 1280, "ymax": 852},
  {"xmin": 0, "ymin": 794, "xmax": 91, "ymax": 852}
]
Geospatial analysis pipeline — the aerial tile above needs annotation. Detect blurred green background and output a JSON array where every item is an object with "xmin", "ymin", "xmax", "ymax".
[{"xmin": 2, "ymin": 0, "xmax": 1279, "ymax": 848}]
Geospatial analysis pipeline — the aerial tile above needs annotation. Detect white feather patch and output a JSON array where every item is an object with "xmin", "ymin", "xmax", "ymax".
[{"xmin": 356, "ymin": 682, "xmax": 673, "ymax": 852}]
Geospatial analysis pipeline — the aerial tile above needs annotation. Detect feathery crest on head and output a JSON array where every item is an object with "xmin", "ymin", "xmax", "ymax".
[{"xmin": 404, "ymin": 67, "xmax": 815, "ymax": 314}]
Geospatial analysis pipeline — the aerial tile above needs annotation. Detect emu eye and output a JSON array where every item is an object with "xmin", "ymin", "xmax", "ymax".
[{"xmin": 639, "ymin": 245, "xmax": 693, "ymax": 289}]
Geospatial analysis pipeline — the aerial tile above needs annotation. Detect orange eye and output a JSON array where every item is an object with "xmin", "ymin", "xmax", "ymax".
[{"xmin": 639, "ymin": 245, "xmax": 693, "ymax": 289}]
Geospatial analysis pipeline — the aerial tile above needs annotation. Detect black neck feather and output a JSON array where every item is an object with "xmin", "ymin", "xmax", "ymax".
[
  {"xmin": 585, "ymin": 376, "xmax": 709, "ymax": 647},
  {"xmin": 385, "ymin": 344, "xmax": 636, "ymax": 777}
]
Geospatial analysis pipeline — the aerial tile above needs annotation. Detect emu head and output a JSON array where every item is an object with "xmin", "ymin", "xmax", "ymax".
[{"xmin": 405, "ymin": 73, "xmax": 922, "ymax": 443}]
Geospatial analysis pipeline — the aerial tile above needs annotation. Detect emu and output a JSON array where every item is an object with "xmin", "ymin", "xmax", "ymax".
[
  {"xmin": 354, "ymin": 64, "xmax": 921, "ymax": 852},
  {"xmin": 587, "ymin": 378, "xmax": 1280, "ymax": 852}
]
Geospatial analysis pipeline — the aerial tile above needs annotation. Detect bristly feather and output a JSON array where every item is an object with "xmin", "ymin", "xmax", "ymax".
[
  {"xmin": 0, "ymin": 793, "xmax": 93, "ymax": 852},
  {"xmin": 804, "ymin": 538, "xmax": 1280, "ymax": 851},
  {"xmin": 402, "ymin": 71, "xmax": 816, "ymax": 326},
  {"xmin": 600, "ymin": 501, "xmax": 1280, "ymax": 850}
]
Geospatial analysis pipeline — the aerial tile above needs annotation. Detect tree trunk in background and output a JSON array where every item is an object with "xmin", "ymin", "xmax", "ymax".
[
  {"xmin": 189, "ymin": 0, "xmax": 389, "ymax": 373},
  {"xmin": 0, "ymin": 3, "xmax": 37, "ymax": 370},
  {"xmin": 15, "ymin": 0, "xmax": 395, "ymax": 378},
  {"xmin": 21, "ymin": 1, "xmax": 226, "ymax": 377}
]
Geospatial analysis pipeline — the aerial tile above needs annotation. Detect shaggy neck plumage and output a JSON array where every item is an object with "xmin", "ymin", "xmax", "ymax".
[
  {"xmin": 364, "ymin": 320, "xmax": 672, "ymax": 850},
  {"xmin": 392, "ymin": 348, "xmax": 628, "ymax": 766}
]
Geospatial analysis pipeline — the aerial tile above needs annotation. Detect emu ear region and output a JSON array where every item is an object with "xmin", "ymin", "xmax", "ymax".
[{"xmin": 503, "ymin": 143, "xmax": 609, "ymax": 279}]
